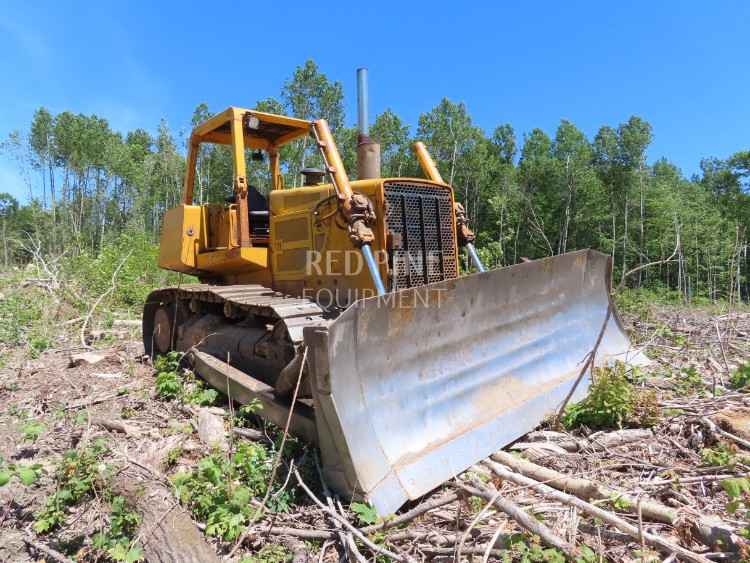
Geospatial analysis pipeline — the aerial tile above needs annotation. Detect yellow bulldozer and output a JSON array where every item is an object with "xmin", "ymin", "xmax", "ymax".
[{"xmin": 144, "ymin": 69, "xmax": 644, "ymax": 514}]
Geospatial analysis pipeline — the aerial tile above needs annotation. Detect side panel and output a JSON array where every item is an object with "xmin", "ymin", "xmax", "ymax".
[
  {"xmin": 269, "ymin": 181, "xmax": 389, "ymax": 304},
  {"xmin": 271, "ymin": 211, "xmax": 314, "ymax": 278},
  {"xmin": 159, "ymin": 205, "xmax": 202, "ymax": 273}
]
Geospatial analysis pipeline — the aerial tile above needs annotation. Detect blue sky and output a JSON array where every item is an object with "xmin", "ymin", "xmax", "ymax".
[{"xmin": 1, "ymin": 0, "xmax": 748, "ymax": 200}]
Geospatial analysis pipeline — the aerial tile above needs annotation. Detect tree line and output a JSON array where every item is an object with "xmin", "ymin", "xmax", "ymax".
[{"xmin": 1, "ymin": 60, "xmax": 748, "ymax": 302}]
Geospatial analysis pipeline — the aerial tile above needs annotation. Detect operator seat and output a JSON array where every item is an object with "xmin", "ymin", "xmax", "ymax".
[{"xmin": 226, "ymin": 186, "xmax": 270, "ymax": 243}]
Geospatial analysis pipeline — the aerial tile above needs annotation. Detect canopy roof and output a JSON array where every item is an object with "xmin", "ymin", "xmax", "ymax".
[{"xmin": 190, "ymin": 107, "xmax": 311, "ymax": 150}]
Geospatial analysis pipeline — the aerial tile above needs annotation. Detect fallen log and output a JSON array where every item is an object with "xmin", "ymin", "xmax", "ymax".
[
  {"xmin": 456, "ymin": 482, "xmax": 578, "ymax": 558},
  {"xmin": 490, "ymin": 450, "xmax": 740, "ymax": 551},
  {"xmin": 112, "ymin": 440, "xmax": 219, "ymax": 563},
  {"xmin": 491, "ymin": 451, "xmax": 674, "ymax": 522},
  {"xmin": 484, "ymin": 458, "xmax": 712, "ymax": 563},
  {"xmin": 522, "ymin": 428, "xmax": 653, "ymax": 453}
]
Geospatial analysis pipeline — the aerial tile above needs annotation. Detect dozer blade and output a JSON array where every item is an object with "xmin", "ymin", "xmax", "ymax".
[{"xmin": 304, "ymin": 249, "xmax": 647, "ymax": 515}]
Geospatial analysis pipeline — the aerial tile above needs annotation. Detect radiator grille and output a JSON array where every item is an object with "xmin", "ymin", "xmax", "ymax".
[{"xmin": 383, "ymin": 182, "xmax": 458, "ymax": 290}]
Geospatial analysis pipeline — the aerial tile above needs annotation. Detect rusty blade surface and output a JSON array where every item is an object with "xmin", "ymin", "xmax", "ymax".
[{"xmin": 318, "ymin": 249, "xmax": 647, "ymax": 514}]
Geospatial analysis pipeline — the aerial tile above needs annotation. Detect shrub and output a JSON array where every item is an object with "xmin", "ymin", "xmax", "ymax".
[
  {"xmin": 0, "ymin": 292, "xmax": 44, "ymax": 346},
  {"xmin": 730, "ymin": 363, "xmax": 750, "ymax": 390},
  {"xmin": 64, "ymin": 232, "xmax": 192, "ymax": 312},
  {"xmin": 562, "ymin": 363, "xmax": 659, "ymax": 430}
]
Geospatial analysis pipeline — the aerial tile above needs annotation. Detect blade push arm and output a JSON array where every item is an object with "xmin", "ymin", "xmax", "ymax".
[{"xmin": 311, "ymin": 119, "xmax": 386, "ymax": 294}]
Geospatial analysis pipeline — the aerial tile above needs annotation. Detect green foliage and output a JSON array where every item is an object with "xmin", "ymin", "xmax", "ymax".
[
  {"xmin": 20, "ymin": 420, "xmax": 46, "ymax": 442},
  {"xmin": 467, "ymin": 495, "xmax": 485, "ymax": 514},
  {"xmin": 0, "ymin": 461, "xmax": 43, "ymax": 487},
  {"xmin": 721, "ymin": 477, "xmax": 750, "ymax": 539},
  {"xmin": 31, "ymin": 439, "xmax": 143, "ymax": 559},
  {"xmin": 154, "ymin": 351, "xmax": 218, "ymax": 405},
  {"xmin": 155, "ymin": 368, "xmax": 182, "ymax": 400},
  {"xmin": 671, "ymin": 366, "xmax": 706, "ymax": 396},
  {"xmin": 501, "ymin": 533, "xmax": 594, "ymax": 563},
  {"xmin": 609, "ymin": 494, "xmax": 632, "ymax": 510},
  {"xmin": 28, "ymin": 335, "xmax": 51, "ymax": 358},
  {"xmin": 65, "ymin": 232, "xmax": 183, "ymax": 310},
  {"xmin": 34, "ymin": 440, "xmax": 110, "ymax": 533},
  {"xmin": 234, "ymin": 400, "xmax": 263, "ymax": 428},
  {"xmin": 3, "ymin": 58, "xmax": 748, "ymax": 306},
  {"xmin": 165, "ymin": 446, "xmax": 183, "ymax": 468},
  {"xmin": 701, "ymin": 442, "xmax": 744, "ymax": 467},
  {"xmin": 92, "ymin": 495, "xmax": 144, "ymax": 562},
  {"xmin": 351, "ymin": 501, "xmax": 378, "ymax": 525},
  {"xmin": 172, "ymin": 442, "xmax": 291, "ymax": 540},
  {"xmin": 563, "ymin": 364, "xmax": 635, "ymax": 430},
  {"xmin": 240, "ymin": 544, "xmax": 291, "ymax": 563},
  {"xmin": 730, "ymin": 362, "xmax": 750, "ymax": 390},
  {"xmin": 562, "ymin": 363, "xmax": 660, "ymax": 430},
  {"xmin": 0, "ymin": 290, "xmax": 44, "ymax": 346},
  {"xmin": 186, "ymin": 385, "xmax": 219, "ymax": 406}
]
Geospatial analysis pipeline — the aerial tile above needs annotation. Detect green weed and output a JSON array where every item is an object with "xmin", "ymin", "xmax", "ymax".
[
  {"xmin": 730, "ymin": 362, "xmax": 750, "ymax": 390},
  {"xmin": 172, "ymin": 442, "xmax": 292, "ymax": 541},
  {"xmin": 0, "ymin": 461, "xmax": 43, "ymax": 487},
  {"xmin": 502, "ymin": 533, "xmax": 597, "ymax": 563},
  {"xmin": 28, "ymin": 335, "xmax": 51, "ymax": 358},
  {"xmin": 240, "ymin": 544, "xmax": 291, "ymax": 563},
  {"xmin": 701, "ymin": 442, "xmax": 745, "ymax": 467},
  {"xmin": 234, "ymin": 400, "xmax": 263, "ymax": 428},
  {"xmin": 20, "ymin": 420, "xmax": 46, "ymax": 442},
  {"xmin": 154, "ymin": 352, "xmax": 183, "ymax": 400},
  {"xmin": 351, "ymin": 501, "xmax": 378, "ymax": 525},
  {"xmin": 0, "ymin": 292, "xmax": 44, "ymax": 346},
  {"xmin": 154, "ymin": 351, "xmax": 218, "ymax": 406},
  {"xmin": 34, "ymin": 440, "xmax": 111, "ymax": 533},
  {"xmin": 91, "ymin": 495, "xmax": 144, "ymax": 562},
  {"xmin": 721, "ymin": 477, "xmax": 750, "ymax": 539},
  {"xmin": 563, "ymin": 363, "xmax": 659, "ymax": 430},
  {"xmin": 32, "ymin": 439, "xmax": 143, "ymax": 560},
  {"xmin": 165, "ymin": 446, "xmax": 183, "ymax": 468},
  {"xmin": 671, "ymin": 366, "xmax": 705, "ymax": 396}
]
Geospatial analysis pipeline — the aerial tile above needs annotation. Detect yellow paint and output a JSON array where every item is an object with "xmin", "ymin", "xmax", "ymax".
[
  {"xmin": 158, "ymin": 106, "xmax": 458, "ymax": 300},
  {"xmin": 158, "ymin": 205, "xmax": 202, "ymax": 273}
]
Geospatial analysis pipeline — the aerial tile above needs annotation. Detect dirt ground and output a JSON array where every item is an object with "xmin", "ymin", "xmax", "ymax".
[{"xmin": 1, "ymin": 302, "xmax": 750, "ymax": 562}]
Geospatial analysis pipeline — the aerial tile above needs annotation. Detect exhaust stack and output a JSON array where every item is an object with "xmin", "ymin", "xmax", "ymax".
[{"xmin": 356, "ymin": 68, "xmax": 381, "ymax": 179}]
